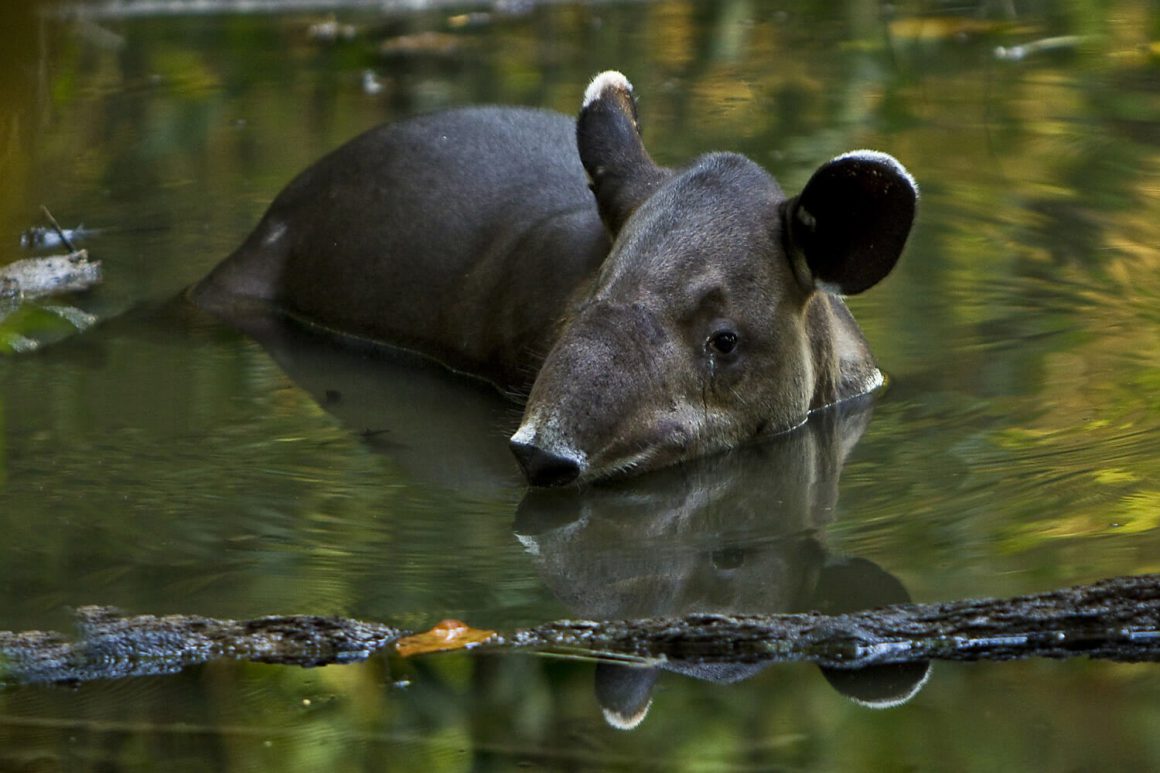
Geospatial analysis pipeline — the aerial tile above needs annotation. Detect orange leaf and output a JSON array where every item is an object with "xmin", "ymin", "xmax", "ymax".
[{"xmin": 395, "ymin": 619, "xmax": 497, "ymax": 657}]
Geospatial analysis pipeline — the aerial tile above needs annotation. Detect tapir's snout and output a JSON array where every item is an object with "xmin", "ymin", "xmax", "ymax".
[{"xmin": 509, "ymin": 431, "xmax": 584, "ymax": 487}]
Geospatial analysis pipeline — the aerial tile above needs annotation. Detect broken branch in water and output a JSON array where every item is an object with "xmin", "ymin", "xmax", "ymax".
[
  {"xmin": 0, "ymin": 250, "xmax": 103, "ymax": 300},
  {"xmin": 1, "ymin": 574, "xmax": 1157, "ymax": 686}
]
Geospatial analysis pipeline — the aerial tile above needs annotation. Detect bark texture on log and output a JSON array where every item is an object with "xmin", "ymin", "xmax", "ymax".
[
  {"xmin": 509, "ymin": 574, "xmax": 1160, "ymax": 668},
  {"xmin": 0, "ymin": 607, "xmax": 399, "ymax": 684},
  {"xmin": 1, "ymin": 575, "xmax": 1157, "ymax": 685}
]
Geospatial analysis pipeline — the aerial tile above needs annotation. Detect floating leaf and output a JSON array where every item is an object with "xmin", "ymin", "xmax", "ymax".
[{"xmin": 395, "ymin": 619, "xmax": 497, "ymax": 657}]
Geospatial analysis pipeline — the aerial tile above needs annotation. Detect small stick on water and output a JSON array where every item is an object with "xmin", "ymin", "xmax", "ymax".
[{"xmin": 40, "ymin": 205, "xmax": 78, "ymax": 253}]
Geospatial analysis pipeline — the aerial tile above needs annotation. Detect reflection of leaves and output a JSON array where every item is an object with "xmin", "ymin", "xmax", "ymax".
[
  {"xmin": 1094, "ymin": 469, "xmax": 1138, "ymax": 485},
  {"xmin": 1002, "ymin": 488, "xmax": 1160, "ymax": 551},
  {"xmin": 151, "ymin": 49, "xmax": 222, "ymax": 94},
  {"xmin": 888, "ymin": 16, "xmax": 1013, "ymax": 44},
  {"xmin": 395, "ymin": 619, "xmax": 496, "ymax": 657},
  {"xmin": 987, "ymin": 407, "xmax": 1160, "ymax": 556},
  {"xmin": 1113, "ymin": 491, "xmax": 1160, "ymax": 535},
  {"xmin": 0, "ymin": 304, "xmax": 95, "ymax": 354}
]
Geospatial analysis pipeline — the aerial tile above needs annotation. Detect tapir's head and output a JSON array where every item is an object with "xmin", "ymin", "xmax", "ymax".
[{"xmin": 510, "ymin": 71, "xmax": 917, "ymax": 487}]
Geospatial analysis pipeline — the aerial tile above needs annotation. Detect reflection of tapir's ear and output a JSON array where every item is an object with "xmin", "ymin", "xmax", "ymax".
[
  {"xmin": 811, "ymin": 555, "xmax": 911, "ymax": 614},
  {"xmin": 577, "ymin": 71, "xmax": 667, "ymax": 235},
  {"xmin": 811, "ymin": 556, "xmax": 932, "ymax": 708},
  {"xmin": 784, "ymin": 151, "xmax": 918, "ymax": 295},
  {"xmin": 594, "ymin": 662, "xmax": 658, "ymax": 731}
]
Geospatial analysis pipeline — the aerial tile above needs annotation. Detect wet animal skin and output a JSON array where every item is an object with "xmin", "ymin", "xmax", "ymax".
[{"xmin": 193, "ymin": 71, "xmax": 917, "ymax": 486}]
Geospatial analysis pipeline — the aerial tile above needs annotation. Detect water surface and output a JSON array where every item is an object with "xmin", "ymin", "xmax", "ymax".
[{"xmin": 2, "ymin": 0, "xmax": 1160, "ymax": 768}]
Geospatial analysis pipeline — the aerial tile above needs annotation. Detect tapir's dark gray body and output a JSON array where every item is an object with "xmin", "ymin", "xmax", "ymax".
[
  {"xmin": 195, "ymin": 108, "xmax": 609, "ymax": 388},
  {"xmin": 194, "ymin": 71, "xmax": 917, "ymax": 486}
]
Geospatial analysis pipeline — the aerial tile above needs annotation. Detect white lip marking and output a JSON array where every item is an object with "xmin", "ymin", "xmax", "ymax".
[
  {"xmin": 514, "ymin": 532, "xmax": 540, "ymax": 556},
  {"xmin": 510, "ymin": 416, "xmax": 589, "ymax": 470},
  {"xmin": 582, "ymin": 70, "xmax": 633, "ymax": 109},
  {"xmin": 510, "ymin": 423, "xmax": 535, "ymax": 446}
]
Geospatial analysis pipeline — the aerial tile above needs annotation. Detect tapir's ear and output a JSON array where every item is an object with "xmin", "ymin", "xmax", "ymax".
[
  {"xmin": 577, "ymin": 71, "xmax": 667, "ymax": 235},
  {"xmin": 784, "ymin": 150, "xmax": 917, "ymax": 295}
]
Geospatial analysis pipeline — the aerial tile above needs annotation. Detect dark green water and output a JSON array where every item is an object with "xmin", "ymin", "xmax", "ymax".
[{"xmin": 2, "ymin": 0, "xmax": 1160, "ymax": 769}]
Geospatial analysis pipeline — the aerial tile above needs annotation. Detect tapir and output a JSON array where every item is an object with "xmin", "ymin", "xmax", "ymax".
[{"xmin": 192, "ymin": 70, "xmax": 917, "ymax": 487}]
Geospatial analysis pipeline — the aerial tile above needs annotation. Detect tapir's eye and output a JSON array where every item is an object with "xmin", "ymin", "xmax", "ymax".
[{"xmin": 708, "ymin": 329, "xmax": 739, "ymax": 356}]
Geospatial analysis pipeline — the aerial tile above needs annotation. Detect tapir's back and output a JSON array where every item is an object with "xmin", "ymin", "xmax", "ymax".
[{"xmin": 193, "ymin": 107, "xmax": 609, "ymax": 387}]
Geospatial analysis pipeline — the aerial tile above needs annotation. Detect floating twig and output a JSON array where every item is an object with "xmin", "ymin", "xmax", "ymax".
[{"xmin": 39, "ymin": 205, "xmax": 78, "ymax": 253}]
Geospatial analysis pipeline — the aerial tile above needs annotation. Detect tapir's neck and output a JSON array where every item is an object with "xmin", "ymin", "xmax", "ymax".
[{"xmin": 805, "ymin": 293, "xmax": 881, "ymax": 411}]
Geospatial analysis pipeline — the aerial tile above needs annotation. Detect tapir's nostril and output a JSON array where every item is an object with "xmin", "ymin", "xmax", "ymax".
[{"xmin": 510, "ymin": 439, "xmax": 582, "ymax": 487}]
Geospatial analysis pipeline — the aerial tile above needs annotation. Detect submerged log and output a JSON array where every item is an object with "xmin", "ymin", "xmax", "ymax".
[{"xmin": 1, "ymin": 574, "xmax": 1157, "ymax": 685}]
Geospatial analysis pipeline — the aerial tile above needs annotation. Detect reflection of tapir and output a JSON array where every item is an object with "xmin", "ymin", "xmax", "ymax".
[
  {"xmin": 192, "ymin": 71, "xmax": 917, "ymax": 486},
  {"xmin": 515, "ymin": 401, "xmax": 930, "ymax": 728},
  {"xmin": 205, "ymin": 309, "xmax": 521, "ymax": 494}
]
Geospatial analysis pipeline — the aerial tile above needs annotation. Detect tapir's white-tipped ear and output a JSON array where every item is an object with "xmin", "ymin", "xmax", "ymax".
[
  {"xmin": 785, "ymin": 150, "xmax": 917, "ymax": 296},
  {"xmin": 583, "ymin": 70, "xmax": 633, "ymax": 109},
  {"xmin": 595, "ymin": 661, "xmax": 658, "ymax": 731},
  {"xmin": 834, "ymin": 150, "xmax": 919, "ymax": 198},
  {"xmin": 812, "ymin": 555, "xmax": 932, "ymax": 708},
  {"xmin": 577, "ymin": 70, "xmax": 667, "ymax": 235}
]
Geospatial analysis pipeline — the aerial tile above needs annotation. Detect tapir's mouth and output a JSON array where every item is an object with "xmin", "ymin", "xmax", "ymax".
[
  {"xmin": 510, "ymin": 417, "xmax": 700, "ymax": 487},
  {"xmin": 510, "ymin": 439, "xmax": 587, "ymax": 487},
  {"xmin": 589, "ymin": 432, "xmax": 691, "ymax": 484}
]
